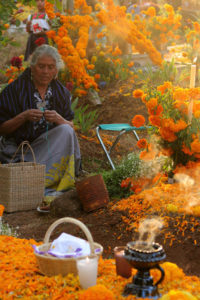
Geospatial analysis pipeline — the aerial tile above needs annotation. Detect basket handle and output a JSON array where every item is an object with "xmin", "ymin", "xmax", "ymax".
[
  {"xmin": 10, "ymin": 141, "xmax": 36, "ymax": 165},
  {"xmin": 43, "ymin": 217, "xmax": 95, "ymax": 254}
]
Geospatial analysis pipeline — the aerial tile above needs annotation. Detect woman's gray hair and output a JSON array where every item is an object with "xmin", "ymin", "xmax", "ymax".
[{"xmin": 30, "ymin": 45, "xmax": 64, "ymax": 70}]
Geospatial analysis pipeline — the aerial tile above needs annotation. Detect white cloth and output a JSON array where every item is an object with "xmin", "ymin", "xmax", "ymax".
[
  {"xmin": 33, "ymin": 233, "xmax": 101, "ymax": 258},
  {"xmin": 48, "ymin": 233, "xmax": 91, "ymax": 258}
]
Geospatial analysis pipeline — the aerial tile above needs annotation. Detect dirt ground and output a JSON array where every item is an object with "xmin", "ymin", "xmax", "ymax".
[{"xmin": 3, "ymin": 79, "xmax": 200, "ymax": 279}]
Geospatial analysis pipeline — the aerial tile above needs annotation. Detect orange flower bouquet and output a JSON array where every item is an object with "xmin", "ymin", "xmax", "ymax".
[{"xmin": 134, "ymin": 83, "xmax": 200, "ymax": 171}]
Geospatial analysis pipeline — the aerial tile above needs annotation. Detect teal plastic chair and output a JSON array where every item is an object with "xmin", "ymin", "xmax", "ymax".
[{"xmin": 96, "ymin": 123, "xmax": 147, "ymax": 170}]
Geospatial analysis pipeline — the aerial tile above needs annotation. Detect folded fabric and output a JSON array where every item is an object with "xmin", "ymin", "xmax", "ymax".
[{"xmin": 33, "ymin": 232, "xmax": 101, "ymax": 258}]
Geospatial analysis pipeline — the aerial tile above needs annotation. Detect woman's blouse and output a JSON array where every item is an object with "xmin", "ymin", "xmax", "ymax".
[
  {"xmin": 0, "ymin": 68, "xmax": 74, "ymax": 145},
  {"xmin": 27, "ymin": 12, "xmax": 50, "ymax": 33}
]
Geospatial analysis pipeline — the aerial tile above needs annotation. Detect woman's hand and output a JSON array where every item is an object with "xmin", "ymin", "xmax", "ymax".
[
  {"xmin": 21, "ymin": 109, "xmax": 43, "ymax": 122},
  {"xmin": 44, "ymin": 110, "xmax": 74, "ymax": 128}
]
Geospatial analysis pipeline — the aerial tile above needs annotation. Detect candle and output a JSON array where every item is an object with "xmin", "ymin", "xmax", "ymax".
[
  {"xmin": 114, "ymin": 246, "xmax": 132, "ymax": 278},
  {"xmin": 77, "ymin": 255, "xmax": 98, "ymax": 289},
  {"xmin": 190, "ymin": 64, "xmax": 196, "ymax": 88}
]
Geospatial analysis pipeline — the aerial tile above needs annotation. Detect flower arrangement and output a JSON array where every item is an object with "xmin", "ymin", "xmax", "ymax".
[
  {"xmin": 132, "ymin": 84, "xmax": 200, "ymax": 172},
  {"xmin": 137, "ymin": 4, "xmax": 182, "ymax": 51}
]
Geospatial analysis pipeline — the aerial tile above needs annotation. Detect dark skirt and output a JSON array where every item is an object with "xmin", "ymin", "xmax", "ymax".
[{"xmin": 24, "ymin": 32, "xmax": 49, "ymax": 61}]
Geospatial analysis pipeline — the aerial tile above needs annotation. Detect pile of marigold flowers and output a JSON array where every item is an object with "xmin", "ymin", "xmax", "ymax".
[
  {"xmin": 0, "ymin": 234, "xmax": 200, "ymax": 299},
  {"xmin": 114, "ymin": 170, "xmax": 200, "ymax": 246}
]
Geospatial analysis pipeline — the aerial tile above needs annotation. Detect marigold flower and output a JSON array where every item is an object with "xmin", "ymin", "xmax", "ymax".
[
  {"xmin": 94, "ymin": 74, "xmax": 100, "ymax": 80},
  {"xmin": 159, "ymin": 127, "xmax": 177, "ymax": 142},
  {"xmin": 133, "ymin": 89, "xmax": 144, "ymax": 98},
  {"xmin": 8, "ymin": 78, "xmax": 14, "ymax": 84},
  {"xmin": 149, "ymin": 115, "xmax": 161, "ymax": 127},
  {"xmin": 137, "ymin": 138, "xmax": 147, "ymax": 149},
  {"xmin": 79, "ymin": 284, "xmax": 115, "ymax": 300},
  {"xmin": 87, "ymin": 64, "xmax": 95, "ymax": 70},
  {"xmin": 157, "ymin": 82, "xmax": 172, "ymax": 94},
  {"xmin": 131, "ymin": 115, "xmax": 145, "ymax": 127},
  {"xmin": 4, "ymin": 24, "xmax": 10, "ymax": 29},
  {"xmin": 182, "ymin": 144, "xmax": 193, "ymax": 156},
  {"xmin": 146, "ymin": 97, "xmax": 158, "ymax": 110},
  {"xmin": 191, "ymin": 139, "xmax": 200, "ymax": 153}
]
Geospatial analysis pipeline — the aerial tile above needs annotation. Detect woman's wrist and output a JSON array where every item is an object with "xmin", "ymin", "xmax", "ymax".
[{"xmin": 18, "ymin": 111, "xmax": 28, "ymax": 123}]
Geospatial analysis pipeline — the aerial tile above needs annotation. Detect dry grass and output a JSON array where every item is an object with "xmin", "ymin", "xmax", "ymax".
[{"xmin": 0, "ymin": 30, "xmax": 28, "ymax": 83}]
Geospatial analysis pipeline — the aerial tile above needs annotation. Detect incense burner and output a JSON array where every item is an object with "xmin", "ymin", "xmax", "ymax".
[{"xmin": 123, "ymin": 241, "xmax": 166, "ymax": 299}]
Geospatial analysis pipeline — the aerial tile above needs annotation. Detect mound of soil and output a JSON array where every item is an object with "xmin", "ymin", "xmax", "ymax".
[{"xmin": 3, "ymin": 80, "xmax": 200, "ymax": 278}]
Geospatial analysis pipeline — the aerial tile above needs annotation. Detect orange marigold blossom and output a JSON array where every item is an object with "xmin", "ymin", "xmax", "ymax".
[
  {"xmin": 137, "ymin": 138, "xmax": 148, "ymax": 149},
  {"xmin": 181, "ymin": 144, "xmax": 193, "ymax": 156},
  {"xmin": 4, "ymin": 24, "xmax": 10, "ymax": 29},
  {"xmin": 157, "ymin": 82, "xmax": 172, "ymax": 95},
  {"xmin": 79, "ymin": 284, "xmax": 115, "ymax": 299},
  {"xmin": 149, "ymin": 115, "xmax": 161, "ymax": 127},
  {"xmin": 191, "ymin": 139, "xmax": 200, "ymax": 153},
  {"xmin": 94, "ymin": 74, "xmax": 100, "ymax": 80},
  {"xmin": 131, "ymin": 115, "xmax": 145, "ymax": 127},
  {"xmin": 133, "ymin": 89, "xmax": 144, "ymax": 98},
  {"xmin": 148, "ymin": 104, "xmax": 163, "ymax": 116},
  {"xmin": 159, "ymin": 127, "xmax": 177, "ymax": 142}
]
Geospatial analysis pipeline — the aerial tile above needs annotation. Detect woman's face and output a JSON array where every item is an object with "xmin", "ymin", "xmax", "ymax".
[
  {"xmin": 31, "ymin": 55, "xmax": 58, "ymax": 87},
  {"xmin": 36, "ymin": 0, "xmax": 45, "ymax": 12}
]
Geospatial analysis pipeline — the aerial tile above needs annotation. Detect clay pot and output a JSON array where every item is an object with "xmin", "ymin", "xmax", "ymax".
[{"xmin": 75, "ymin": 174, "xmax": 109, "ymax": 212}]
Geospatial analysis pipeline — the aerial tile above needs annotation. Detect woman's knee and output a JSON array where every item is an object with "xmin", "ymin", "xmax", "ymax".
[{"xmin": 57, "ymin": 124, "xmax": 74, "ymax": 135}]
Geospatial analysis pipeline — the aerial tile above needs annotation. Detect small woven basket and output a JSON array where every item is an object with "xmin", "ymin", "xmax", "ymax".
[{"xmin": 34, "ymin": 217, "xmax": 103, "ymax": 277}]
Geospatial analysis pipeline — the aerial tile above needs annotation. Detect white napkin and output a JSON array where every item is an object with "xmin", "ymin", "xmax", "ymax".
[
  {"xmin": 48, "ymin": 233, "xmax": 91, "ymax": 258},
  {"xmin": 33, "ymin": 233, "xmax": 101, "ymax": 258}
]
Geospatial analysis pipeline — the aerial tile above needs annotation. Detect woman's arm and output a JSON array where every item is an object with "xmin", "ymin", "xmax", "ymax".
[
  {"xmin": 0, "ymin": 109, "xmax": 43, "ymax": 135},
  {"xmin": 26, "ymin": 20, "xmax": 32, "ymax": 33},
  {"xmin": 26, "ymin": 15, "xmax": 32, "ymax": 33}
]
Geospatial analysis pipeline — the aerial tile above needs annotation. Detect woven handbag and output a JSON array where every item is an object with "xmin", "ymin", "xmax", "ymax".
[{"xmin": 0, "ymin": 141, "xmax": 45, "ymax": 212}]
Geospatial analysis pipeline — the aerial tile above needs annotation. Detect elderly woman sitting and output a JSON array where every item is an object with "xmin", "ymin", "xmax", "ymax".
[{"xmin": 0, "ymin": 45, "xmax": 81, "ymax": 195}]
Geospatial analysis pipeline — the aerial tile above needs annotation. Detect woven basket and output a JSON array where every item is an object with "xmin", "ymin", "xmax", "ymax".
[
  {"xmin": 34, "ymin": 217, "xmax": 103, "ymax": 277},
  {"xmin": 0, "ymin": 141, "xmax": 45, "ymax": 212}
]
